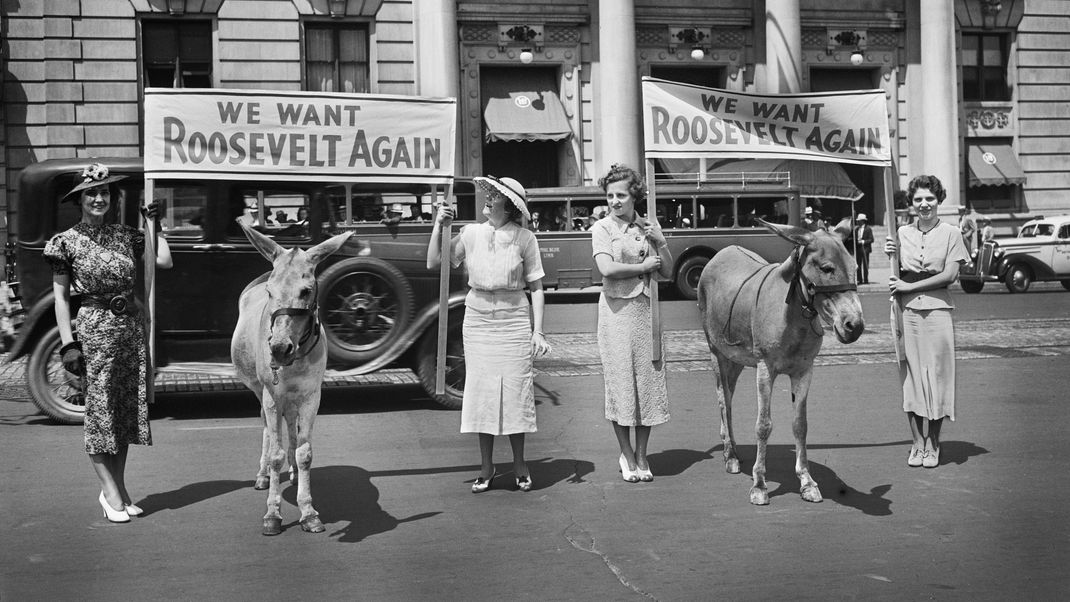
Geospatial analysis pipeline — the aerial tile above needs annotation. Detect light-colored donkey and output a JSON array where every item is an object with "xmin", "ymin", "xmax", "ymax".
[
  {"xmin": 698, "ymin": 220, "xmax": 864, "ymax": 505},
  {"xmin": 231, "ymin": 224, "xmax": 352, "ymax": 535}
]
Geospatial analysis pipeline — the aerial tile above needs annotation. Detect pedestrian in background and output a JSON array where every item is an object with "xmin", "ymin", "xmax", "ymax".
[
  {"xmin": 44, "ymin": 162, "xmax": 173, "ymax": 522},
  {"xmin": 884, "ymin": 174, "xmax": 969, "ymax": 469},
  {"xmin": 426, "ymin": 175, "xmax": 551, "ymax": 493},
  {"xmin": 980, "ymin": 217, "xmax": 995, "ymax": 243},
  {"xmin": 854, "ymin": 213, "xmax": 874, "ymax": 284},
  {"xmin": 591, "ymin": 164, "xmax": 672, "ymax": 483}
]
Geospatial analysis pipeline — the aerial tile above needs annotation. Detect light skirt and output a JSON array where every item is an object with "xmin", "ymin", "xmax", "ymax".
[
  {"xmin": 460, "ymin": 305, "xmax": 536, "ymax": 435},
  {"xmin": 597, "ymin": 293, "xmax": 669, "ymax": 427},
  {"xmin": 899, "ymin": 308, "xmax": 956, "ymax": 421}
]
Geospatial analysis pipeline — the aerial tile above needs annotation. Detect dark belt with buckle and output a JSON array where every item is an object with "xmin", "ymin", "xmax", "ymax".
[
  {"xmin": 899, "ymin": 270, "xmax": 940, "ymax": 284},
  {"xmin": 81, "ymin": 292, "xmax": 136, "ymax": 316}
]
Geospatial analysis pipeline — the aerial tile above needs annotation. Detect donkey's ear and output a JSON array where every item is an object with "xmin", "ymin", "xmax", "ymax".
[
  {"xmin": 241, "ymin": 223, "xmax": 285, "ymax": 263},
  {"xmin": 757, "ymin": 217, "xmax": 814, "ymax": 246},
  {"xmin": 305, "ymin": 231, "xmax": 355, "ymax": 265}
]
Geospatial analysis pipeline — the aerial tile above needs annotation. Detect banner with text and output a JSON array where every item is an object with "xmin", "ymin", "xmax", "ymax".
[
  {"xmin": 144, "ymin": 88, "xmax": 457, "ymax": 183},
  {"xmin": 642, "ymin": 78, "xmax": 891, "ymax": 167}
]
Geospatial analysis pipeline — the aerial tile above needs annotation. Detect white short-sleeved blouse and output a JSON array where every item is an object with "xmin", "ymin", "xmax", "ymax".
[
  {"xmin": 897, "ymin": 220, "xmax": 970, "ymax": 310},
  {"xmin": 451, "ymin": 221, "xmax": 545, "ymax": 310}
]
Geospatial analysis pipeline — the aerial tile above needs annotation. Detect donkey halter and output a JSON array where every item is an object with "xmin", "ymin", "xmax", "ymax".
[
  {"xmin": 721, "ymin": 244, "xmax": 855, "ymax": 345},
  {"xmin": 268, "ymin": 282, "xmax": 322, "ymax": 382},
  {"xmin": 786, "ymin": 245, "xmax": 857, "ymax": 320}
]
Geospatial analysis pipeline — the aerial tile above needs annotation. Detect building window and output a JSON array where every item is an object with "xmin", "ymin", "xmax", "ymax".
[
  {"xmin": 962, "ymin": 32, "xmax": 1009, "ymax": 101},
  {"xmin": 305, "ymin": 24, "xmax": 369, "ymax": 93},
  {"xmin": 141, "ymin": 21, "xmax": 213, "ymax": 88}
]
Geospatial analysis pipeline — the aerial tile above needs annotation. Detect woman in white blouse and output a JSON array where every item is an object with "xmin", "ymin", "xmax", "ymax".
[
  {"xmin": 427, "ymin": 176, "xmax": 552, "ymax": 493},
  {"xmin": 884, "ymin": 175, "xmax": 970, "ymax": 469}
]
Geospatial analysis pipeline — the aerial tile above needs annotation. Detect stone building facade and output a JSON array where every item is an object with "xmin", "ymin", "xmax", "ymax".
[{"xmin": 2, "ymin": 0, "xmax": 1068, "ymax": 258}]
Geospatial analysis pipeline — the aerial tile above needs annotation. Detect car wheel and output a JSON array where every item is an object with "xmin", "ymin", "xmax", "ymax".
[
  {"xmin": 1003, "ymin": 264, "xmax": 1032, "ymax": 294},
  {"xmin": 960, "ymin": 279, "xmax": 984, "ymax": 294},
  {"xmin": 1061, "ymin": 279, "xmax": 1070, "ymax": 292},
  {"xmin": 674, "ymin": 255, "xmax": 711, "ymax": 300},
  {"xmin": 26, "ymin": 325, "xmax": 86, "ymax": 424},
  {"xmin": 318, "ymin": 257, "xmax": 414, "ymax": 365},
  {"xmin": 414, "ymin": 310, "xmax": 464, "ymax": 410}
]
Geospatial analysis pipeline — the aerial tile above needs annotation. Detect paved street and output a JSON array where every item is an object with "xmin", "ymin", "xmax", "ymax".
[{"xmin": 1, "ymin": 289, "xmax": 1069, "ymax": 600}]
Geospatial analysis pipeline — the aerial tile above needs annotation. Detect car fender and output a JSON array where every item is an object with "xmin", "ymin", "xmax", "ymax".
[
  {"xmin": 997, "ymin": 252, "xmax": 1058, "ymax": 281},
  {"xmin": 327, "ymin": 291, "xmax": 467, "ymax": 374},
  {"xmin": 5, "ymin": 293, "xmax": 57, "ymax": 361}
]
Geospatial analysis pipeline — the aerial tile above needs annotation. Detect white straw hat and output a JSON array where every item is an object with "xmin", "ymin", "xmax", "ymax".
[
  {"xmin": 474, "ymin": 176, "xmax": 530, "ymax": 220},
  {"xmin": 857, "ymin": 213, "xmax": 868, "ymax": 221}
]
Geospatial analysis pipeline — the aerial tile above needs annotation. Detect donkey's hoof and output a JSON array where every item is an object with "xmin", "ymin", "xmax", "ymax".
[
  {"xmin": 725, "ymin": 458, "xmax": 741, "ymax": 474},
  {"xmin": 300, "ymin": 515, "xmax": 325, "ymax": 533},
  {"xmin": 801, "ymin": 485, "xmax": 823, "ymax": 503},
  {"xmin": 749, "ymin": 487, "xmax": 770, "ymax": 505},
  {"xmin": 290, "ymin": 471, "xmax": 298, "ymax": 487},
  {"xmin": 262, "ymin": 517, "xmax": 283, "ymax": 536},
  {"xmin": 254, "ymin": 476, "xmax": 270, "ymax": 490}
]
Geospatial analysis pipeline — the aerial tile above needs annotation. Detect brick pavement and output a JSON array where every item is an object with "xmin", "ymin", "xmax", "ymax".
[{"xmin": 3, "ymin": 316, "xmax": 1068, "ymax": 404}]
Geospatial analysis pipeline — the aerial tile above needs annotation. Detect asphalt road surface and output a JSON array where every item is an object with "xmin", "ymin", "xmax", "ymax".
[{"xmin": 1, "ymin": 288, "xmax": 1068, "ymax": 600}]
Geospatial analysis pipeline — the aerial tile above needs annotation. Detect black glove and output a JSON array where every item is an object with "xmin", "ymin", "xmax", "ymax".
[
  {"xmin": 59, "ymin": 341, "xmax": 85, "ymax": 375},
  {"xmin": 140, "ymin": 201, "xmax": 163, "ymax": 225}
]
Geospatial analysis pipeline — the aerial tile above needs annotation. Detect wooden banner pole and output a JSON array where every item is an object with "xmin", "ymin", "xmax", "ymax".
[
  {"xmin": 883, "ymin": 166, "xmax": 905, "ymax": 363},
  {"xmin": 143, "ymin": 179, "xmax": 156, "ymax": 403},
  {"xmin": 434, "ymin": 179, "xmax": 455, "ymax": 396},
  {"xmin": 645, "ymin": 159, "xmax": 662, "ymax": 364}
]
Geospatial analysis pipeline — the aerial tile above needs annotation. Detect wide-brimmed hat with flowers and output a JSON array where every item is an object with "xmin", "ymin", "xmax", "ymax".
[
  {"xmin": 474, "ymin": 175, "xmax": 530, "ymax": 220},
  {"xmin": 64, "ymin": 162, "xmax": 127, "ymax": 201}
]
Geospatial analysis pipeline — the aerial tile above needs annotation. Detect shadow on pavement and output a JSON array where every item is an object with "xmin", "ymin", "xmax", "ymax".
[
  {"xmin": 149, "ymin": 384, "xmax": 443, "ymax": 420},
  {"xmin": 286, "ymin": 465, "xmax": 440, "ymax": 543},
  {"xmin": 648, "ymin": 448, "xmax": 715, "ymax": 477},
  {"xmin": 136, "ymin": 478, "xmax": 252, "ymax": 515},
  {"xmin": 715, "ymin": 440, "xmax": 988, "ymax": 516}
]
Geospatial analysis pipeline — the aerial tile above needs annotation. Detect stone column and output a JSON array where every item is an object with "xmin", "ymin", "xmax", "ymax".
[
  {"xmin": 596, "ymin": 0, "xmax": 641, "ymax": 173},
  {"xmin": 414, "ymin": 0, "xmax": 459, "ymax": 98},
  {"xmin": 918, "ymin": 0, "xmax": 962, "ymax": 210},
  {"xmin": 413, "ymin": 0, "xmax": 460, "ymax": 174},
  {"xmin": 764, "ymin": 0, "xmax": 802, "ymax": 93}
]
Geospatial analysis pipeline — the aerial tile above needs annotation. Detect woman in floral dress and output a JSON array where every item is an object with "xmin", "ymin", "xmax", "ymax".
[{"xmin": 44, "ymin": 163, "xmax": 172, "ymax": 522}]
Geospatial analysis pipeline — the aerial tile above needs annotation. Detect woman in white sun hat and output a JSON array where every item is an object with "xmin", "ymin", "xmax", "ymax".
[{"xmin": 427, "ymin": 175, "xmax": 551, "ymax": 493}]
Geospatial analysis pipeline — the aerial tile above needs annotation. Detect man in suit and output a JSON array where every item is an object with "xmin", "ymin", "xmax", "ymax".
[{"xmin": 853, "ymin": 213, "xmax": 874, "ymax": 284}]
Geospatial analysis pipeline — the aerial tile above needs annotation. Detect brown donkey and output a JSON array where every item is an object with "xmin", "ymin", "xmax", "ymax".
[
  {"xmin": 698, "ymin": 220, "xmax": 864, "ymax": 505},
  {"xmin": 231, "ymin": 224, "xmax": 352, "ymax": 535}
]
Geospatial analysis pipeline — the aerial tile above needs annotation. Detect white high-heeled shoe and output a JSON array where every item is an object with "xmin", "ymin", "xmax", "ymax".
[
  {"xmin": 619, "ymin": 454, "xmax": 639, "ymax": 483},
  {"xmin": 99, "ymin": 491, "xmax": 130, "ymax": 523},
  {"xmin": 124, "ymin": 503, "xmax": 143, "ymax": 517}
]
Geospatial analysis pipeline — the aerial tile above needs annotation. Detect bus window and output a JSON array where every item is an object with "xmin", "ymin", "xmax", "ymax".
[
  {"xmin": 739, "ymin": 196, "xmax": 785, "ymax": 227},
  {"xmin": 154, "ymin": 182, "xmax": 207, "ymax": 239},
  {"xmin": 527, "ymin": 201, "xmax": 567, "ymax": 231},
  {"xmin": 656, "ymin": 196, "xmax": 694, "ymax": 229},
  {"xmin": 697, "ymin": 197, "xmax": 734, "ymax": 228},
  {"xmin": 228, "ymin": 188, "xmax": 311, "ymax": 240}
]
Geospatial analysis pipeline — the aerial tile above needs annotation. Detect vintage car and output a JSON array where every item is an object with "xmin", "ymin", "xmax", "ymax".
[
  {"xmin": 959, "ymin": 214, "xmax": 1070, "ymax": 293},
  {"xmin": 4, "ymin": 158, "xmax": 472, "ymax": 423}
]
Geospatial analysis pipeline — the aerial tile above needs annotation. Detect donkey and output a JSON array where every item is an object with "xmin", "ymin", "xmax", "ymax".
[
  {"xmin": 231, "ymin": 224, "xmax": 353, "ymax": 535},
  {"xmin": 698, "ymin": 220, "xmax": 864, "ymax": 505}
]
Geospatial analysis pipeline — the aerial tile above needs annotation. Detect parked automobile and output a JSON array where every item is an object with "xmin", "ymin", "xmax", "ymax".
[
  {"xmin": 958, "ymin": 214, "xmax": 1070, "ymax": 293},
  {"xmin": 4, "ymin": 158, "xmax": 471, "ymax": 423}
]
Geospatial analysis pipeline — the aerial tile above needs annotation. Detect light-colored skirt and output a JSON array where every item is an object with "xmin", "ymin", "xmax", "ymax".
[
  {"xmin": 460, "ymin": 305, "xmax": 536, "ymax": 435},
  {"xmin": 899, "ymin": 308, "xmax": 956, "ymax": 421},
  {"xmin": 597, "ymin": 293, "xmax": 669, "ymax": 427}
]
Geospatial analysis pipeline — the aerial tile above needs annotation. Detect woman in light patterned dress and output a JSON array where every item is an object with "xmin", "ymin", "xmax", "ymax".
[
  {"xmin": 591, "ymin": 164, "xmax": 672, "ymax": 483},
  {"xmin": 427, "ymin": 175, "xmax": 551, "ymax": 493},
  {"xmin": 45, "ymin": 162, "xmax": 172, "ymax": 522},
  {"xmin": 884, "ymin": 175, "xmax": 969, "ymax": 469}
]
